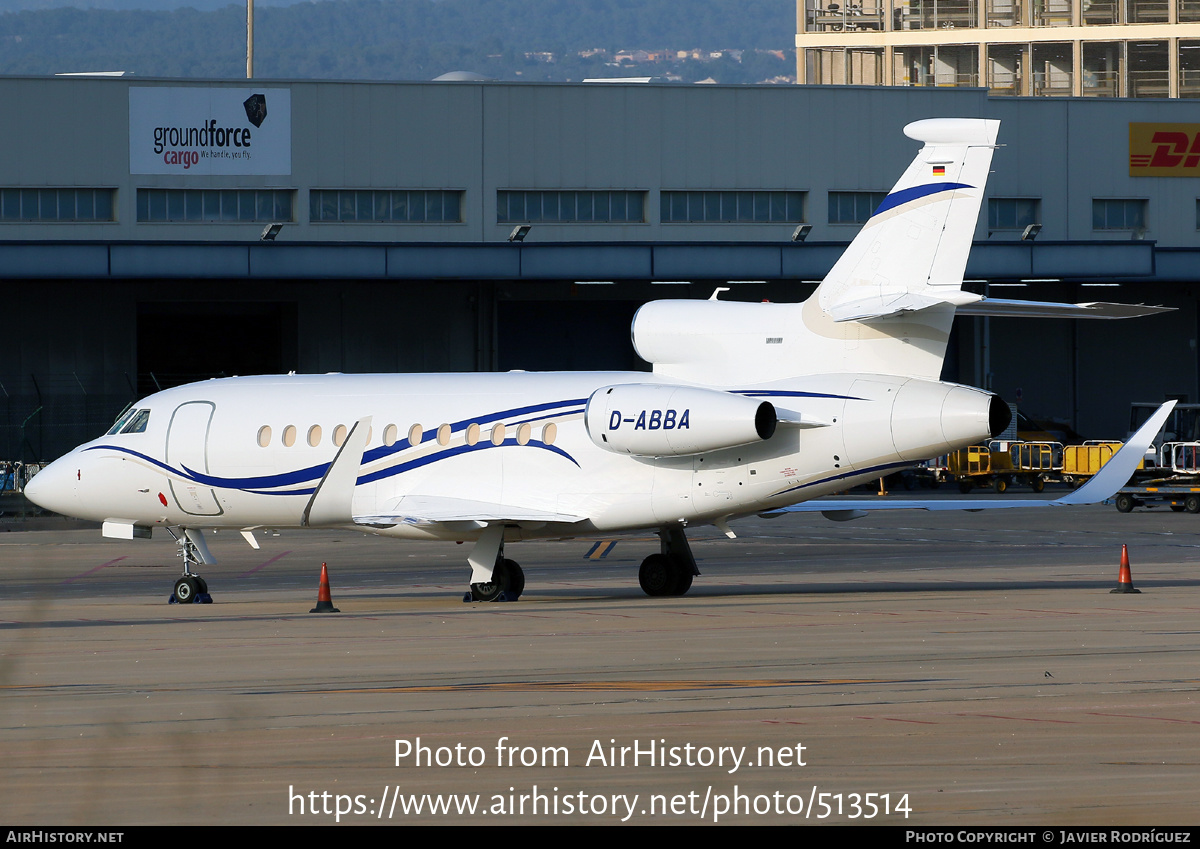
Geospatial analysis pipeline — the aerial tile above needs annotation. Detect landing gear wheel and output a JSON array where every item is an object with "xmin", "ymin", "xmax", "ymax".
[
  {"xmin": 1031, "ymin": 477, "xmax": 1045, "ymax": 493},
  {"xmin": 1114, "ymin": 493, "xmax": 1135, "ymax": 514},
  {"xmin": 639, "ymin": 554, "xmax": 675, "ymax": 597},
  {"xmin": 470, "ymin": 580, "xmax": 504, "ymax": 602},
  {"xmin": 195, "ymin": 576, "xmax": 209, "ymax": 594},
  {"xmin": 174, "ymin": 576, "xmax": 199, "ymax": 604},
  {"xmin": 672, "ymin": 568, "xmax": 694, "ymax": 596},
  {"xmin": 994, "ymin": 477, "xmax": 1009, "ymax": 494},
  {"xmin": 469, "ymin": 558, "xmax": 523, "ymax": 601},
  {"xmin": 1185, "ymin": 495, "xmax": 1200, "ymax": 514},
  {"xmin": 501, "ymin": 559, "xmax": 524, "ymax": 600}
]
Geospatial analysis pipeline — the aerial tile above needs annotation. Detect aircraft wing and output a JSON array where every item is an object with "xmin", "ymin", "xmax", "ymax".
[
  {"xmin": 354, "ymin": 495, "xmax": 586, "ymax": 528},
  {"xmin": 829, "ymin": 291, "xmax": 1172, "ymax": 323},
  {"xmin": 764, "ymin": 400, "xmax": 1174, "ymax": 518},
  {"xmin": 954, "ymin": 299, "xmax": 1174, "ymax": 320}
]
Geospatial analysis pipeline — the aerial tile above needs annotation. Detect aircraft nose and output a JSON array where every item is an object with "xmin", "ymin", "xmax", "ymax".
[{"xmin": 23, "ymin": 457, "xmax": 77, "ymax": 516}]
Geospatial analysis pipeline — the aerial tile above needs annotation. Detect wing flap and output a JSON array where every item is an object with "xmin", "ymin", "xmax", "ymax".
[{"xmin": 354, "ymin": 494, "xmax": 586, "ymax": 528}]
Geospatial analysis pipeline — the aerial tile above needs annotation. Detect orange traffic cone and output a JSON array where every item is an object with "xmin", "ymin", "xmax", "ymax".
[
  {"xmin": 310, "ymin": 562, "xmax": 341, "ymax": 612},
  {"xmin": 1110, "ymin": 545, "xmax": 1141, "ymax": 594}
]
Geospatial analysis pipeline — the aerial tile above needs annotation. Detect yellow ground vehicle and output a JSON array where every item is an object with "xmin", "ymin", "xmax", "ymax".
[{"xmin": 949, "ymin": 440, "xmax": 1062, "ymax": 493}]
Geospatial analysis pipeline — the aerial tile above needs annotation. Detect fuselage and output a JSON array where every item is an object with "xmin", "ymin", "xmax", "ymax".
[{"xmin": 26, "ymin": 369, "xmax": 1002, "ymax": 542}]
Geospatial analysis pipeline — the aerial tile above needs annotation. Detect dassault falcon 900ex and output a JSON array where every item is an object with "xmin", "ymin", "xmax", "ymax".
[{"xmin": 24, "ymin": 118, "xmax": 1173, "ymax": 603}]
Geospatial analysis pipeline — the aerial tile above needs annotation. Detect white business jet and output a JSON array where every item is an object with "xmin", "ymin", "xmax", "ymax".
[{"xmin": 24, "ymin": 118, "xmax": 1173, "ymax": 602}]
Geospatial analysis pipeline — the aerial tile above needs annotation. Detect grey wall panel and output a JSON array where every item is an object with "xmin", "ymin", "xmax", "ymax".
[
  {"xmin": 780, "ymin": 244, "xmax": 844, "ymax": 279},
  {"xmin": 966, "ymin": 244, "xmax": 1034, "ymax": 279},
  {"xmin": 0, "ymin": 245, "xmax": 109, "ymax": 278},
  {"xmin": 386, "ymin": 245, "xmax": 519, "ymax": 279},
  {"xmin": 654, "ymin": 246, "xmax": 782, "ymax": 279},
  {"xmin": 519, "ymin": 245, "xmax": 653, "ymax": 280},
  {"xmin": 249, "ymin": 245, "xmax": 386, "ymax": 278},
  {"xmin": 1031, "ymin": 243, "xmax": 1154, "ymax": 278},
  {"xmin": 110, "ymin": 245, "xmax": 249, "ymax": 278}
]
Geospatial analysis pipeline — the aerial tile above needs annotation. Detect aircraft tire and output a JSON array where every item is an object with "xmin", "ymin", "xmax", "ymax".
[
  {"xmin": 639, "ymin": 554, "xmax": 676, "ymax": 597},
  {"xmin": 672, "ymin": 566, "xmax": 694, "ymax": 596},
  {"xmin": 195, "ymin": 576, "xmax": 209, "ymax": 594},
  {"xmin": 501, "ymin": 559, "xmax": 524, "ymax": 600},
  {"xmin": 174, "ymin": 576, "xmax": 199, "ymax": 604},
  {"xmin": 470, "ymin": 580, "xmax": 504, "ymax": 602}
]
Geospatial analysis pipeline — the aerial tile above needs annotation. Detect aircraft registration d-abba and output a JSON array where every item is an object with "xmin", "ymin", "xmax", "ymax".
[{"xmin": 25, "ymin": 118, "xmax": 1175, "ymax": 603}]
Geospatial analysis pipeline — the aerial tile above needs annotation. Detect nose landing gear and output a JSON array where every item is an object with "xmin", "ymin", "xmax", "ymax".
[{"xmin": 166, "ymin": 527, "xmax": 214, "ymax": 604}]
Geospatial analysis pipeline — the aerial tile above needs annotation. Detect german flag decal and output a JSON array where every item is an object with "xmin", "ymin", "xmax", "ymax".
[{"xmin": 932, "ymin": 165, "xmax": 946, "ymax": 176}]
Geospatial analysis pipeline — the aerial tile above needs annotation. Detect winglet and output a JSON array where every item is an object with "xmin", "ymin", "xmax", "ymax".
[
  {"xmin": 302, "ymin": 416, "xmax": 372, "ymax": 527},
  {"xmin": 1052, "ymin": 401, "xmax": 1175, "ymax": 506}
]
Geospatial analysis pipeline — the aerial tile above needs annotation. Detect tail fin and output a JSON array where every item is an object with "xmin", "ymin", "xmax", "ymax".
[
  {"xmin": 817, "ymin": 118, "xmax": 999, "ymax": 323},
  {"xmin": 632, "ymin": 118, "xmax": 999, "ymax": 386}
]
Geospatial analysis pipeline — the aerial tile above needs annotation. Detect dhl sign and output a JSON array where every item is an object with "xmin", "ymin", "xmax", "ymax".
[{"xmin": 1130, "ymin": 123, "xmax": 1200, "ymax": 176}]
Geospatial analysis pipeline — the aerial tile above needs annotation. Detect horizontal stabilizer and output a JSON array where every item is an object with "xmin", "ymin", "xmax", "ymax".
[
  {"xmin": 355, "ymin": 494, "xmax": 585, "ymax": 528},
  {"xmin": 955, "ymin": 299, "xmax": 1173, "ymax": 319},
  {"xmin": 827, "ymin": 289, "xmax": 982, "ymax": 322},
  {"xmin": 763, "ymin": 401, "xmax": 1175, "ymax": 516}
]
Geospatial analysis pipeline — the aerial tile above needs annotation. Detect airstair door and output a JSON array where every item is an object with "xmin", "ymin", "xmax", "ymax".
[{"xmin": 166, "ymin": 401, "xmax": 223, "ymax": 516}]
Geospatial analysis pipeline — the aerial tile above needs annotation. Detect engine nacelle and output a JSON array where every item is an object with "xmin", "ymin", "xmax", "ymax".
[{"xmin": 585, "ymin": 384, "xmax": 777, "ymax": 457}]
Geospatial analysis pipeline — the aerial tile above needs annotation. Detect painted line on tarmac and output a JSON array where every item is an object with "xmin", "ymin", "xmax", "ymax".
[{"xmin": 61, "ymin": 556, "xmax": 127, "ymax": 584}]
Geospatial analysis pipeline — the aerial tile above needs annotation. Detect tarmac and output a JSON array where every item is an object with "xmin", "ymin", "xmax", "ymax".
[{"xmin": 2, "ymin": 499, "xmax": 1198, "ymax": 825}]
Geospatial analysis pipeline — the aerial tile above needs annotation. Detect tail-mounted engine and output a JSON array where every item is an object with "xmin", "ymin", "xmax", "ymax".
[{"xmin": 584, "ymin": 384, "xmax": 777, "ymax": 457}]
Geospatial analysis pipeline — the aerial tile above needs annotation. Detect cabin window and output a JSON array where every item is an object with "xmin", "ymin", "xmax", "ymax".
[
  {"xmin": 282, "ymin": 425, "xmax": 297, "ymax": 447},
  {"xmin": 333, "ymin": 424, "xmax": 348, "ymax": 447},
  {"xmin": 465, "ymin": 424, "xmax": 481, "ymax": 446},
  {"xmin": 408, "ymin": 424, "xmax": 423, "ymax": 446},
  {"xmin": 308, "ymin": 425, "xmax": 322, "ymax": 447},
  {"xmin": 490, "ymin": 423, "xmax": 506, "ymax": 446},
  {"xmin": 257, "ymin": 426, "xmax": 272, "ymax": 448},
  {"xmin": 516, "ymin": 423, "xmax": 532, "ymax": 445},
  {"xmin": 542, "ymin": 422, "xmax": 558, "ymax": 445},
  {"xmin": 437, "ymin": 424, "xmax": 452, "ymax": 446},
  {"xmin": 383, "ymin": 424, "xmax": 398, "ymax": 447}
]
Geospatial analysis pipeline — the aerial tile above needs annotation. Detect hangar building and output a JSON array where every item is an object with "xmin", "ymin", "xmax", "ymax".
[{"xmin": 1, "ymin": 75, "xmax": 1197, "ymax": 461}]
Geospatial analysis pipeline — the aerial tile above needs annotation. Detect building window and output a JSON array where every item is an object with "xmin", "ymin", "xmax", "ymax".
[
  {"xmin": 497, "ymin": 190, "xmax": 645, "ymax": 224},
  {"xmin": 0, "ymin": 188, "xmax": 115, "ymax": 222},
  {"xmin": 828, "ymin": 191, "xmax": 887, "ymax": 225},
  {"xmin": 309, "ymin": 189, "xmax": 463, "ymax": 223},
  {"xmin": 660, "ymin": 191, "xmax": 806, "ymax": 224},
  {"xmin": 137, "ymin": 189, "xmax": 292, "ymax": 223},
  {"xmin": 1093, "ymin": 198, "xmax": 1147, "ymax": 230},
  {"xmin": 988, "ymin": 197, "xmax": 1040, "ymax": 230}
]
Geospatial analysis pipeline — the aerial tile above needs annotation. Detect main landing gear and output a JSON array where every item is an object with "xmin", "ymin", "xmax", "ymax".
[
  {"xmin": 464, "ymin": 524, "xmax": 524, "ymax": 602},
  {"xmin": 166, "ymin": 527, "xmax": 214, "ymax": 604},
  {"xmin": 638, "ymin": 525, "xmax": 699, "ymax": 597}
]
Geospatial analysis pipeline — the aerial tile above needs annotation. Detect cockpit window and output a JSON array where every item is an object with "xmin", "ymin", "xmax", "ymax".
[
  {"xmin": 121, "ymin": 409, "xmax": 151, "ymax": 434},
  {"xmin": 120, "ymin": 409, "xmax": 151, "ymax": 434},
  {"xmin": 106, "ymin": 407, "xmax": 137, "ymax": 436}
]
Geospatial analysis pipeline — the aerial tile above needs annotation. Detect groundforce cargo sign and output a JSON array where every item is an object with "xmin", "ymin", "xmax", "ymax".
[{"xmin": 129, "ymin": 87, "xmax": 291, "ymax": 175}]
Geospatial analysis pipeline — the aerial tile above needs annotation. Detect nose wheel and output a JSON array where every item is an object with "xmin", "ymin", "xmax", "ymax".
[{"xmin": 167, "ymin": 527, "xmax": 214, "ymax": 604}]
